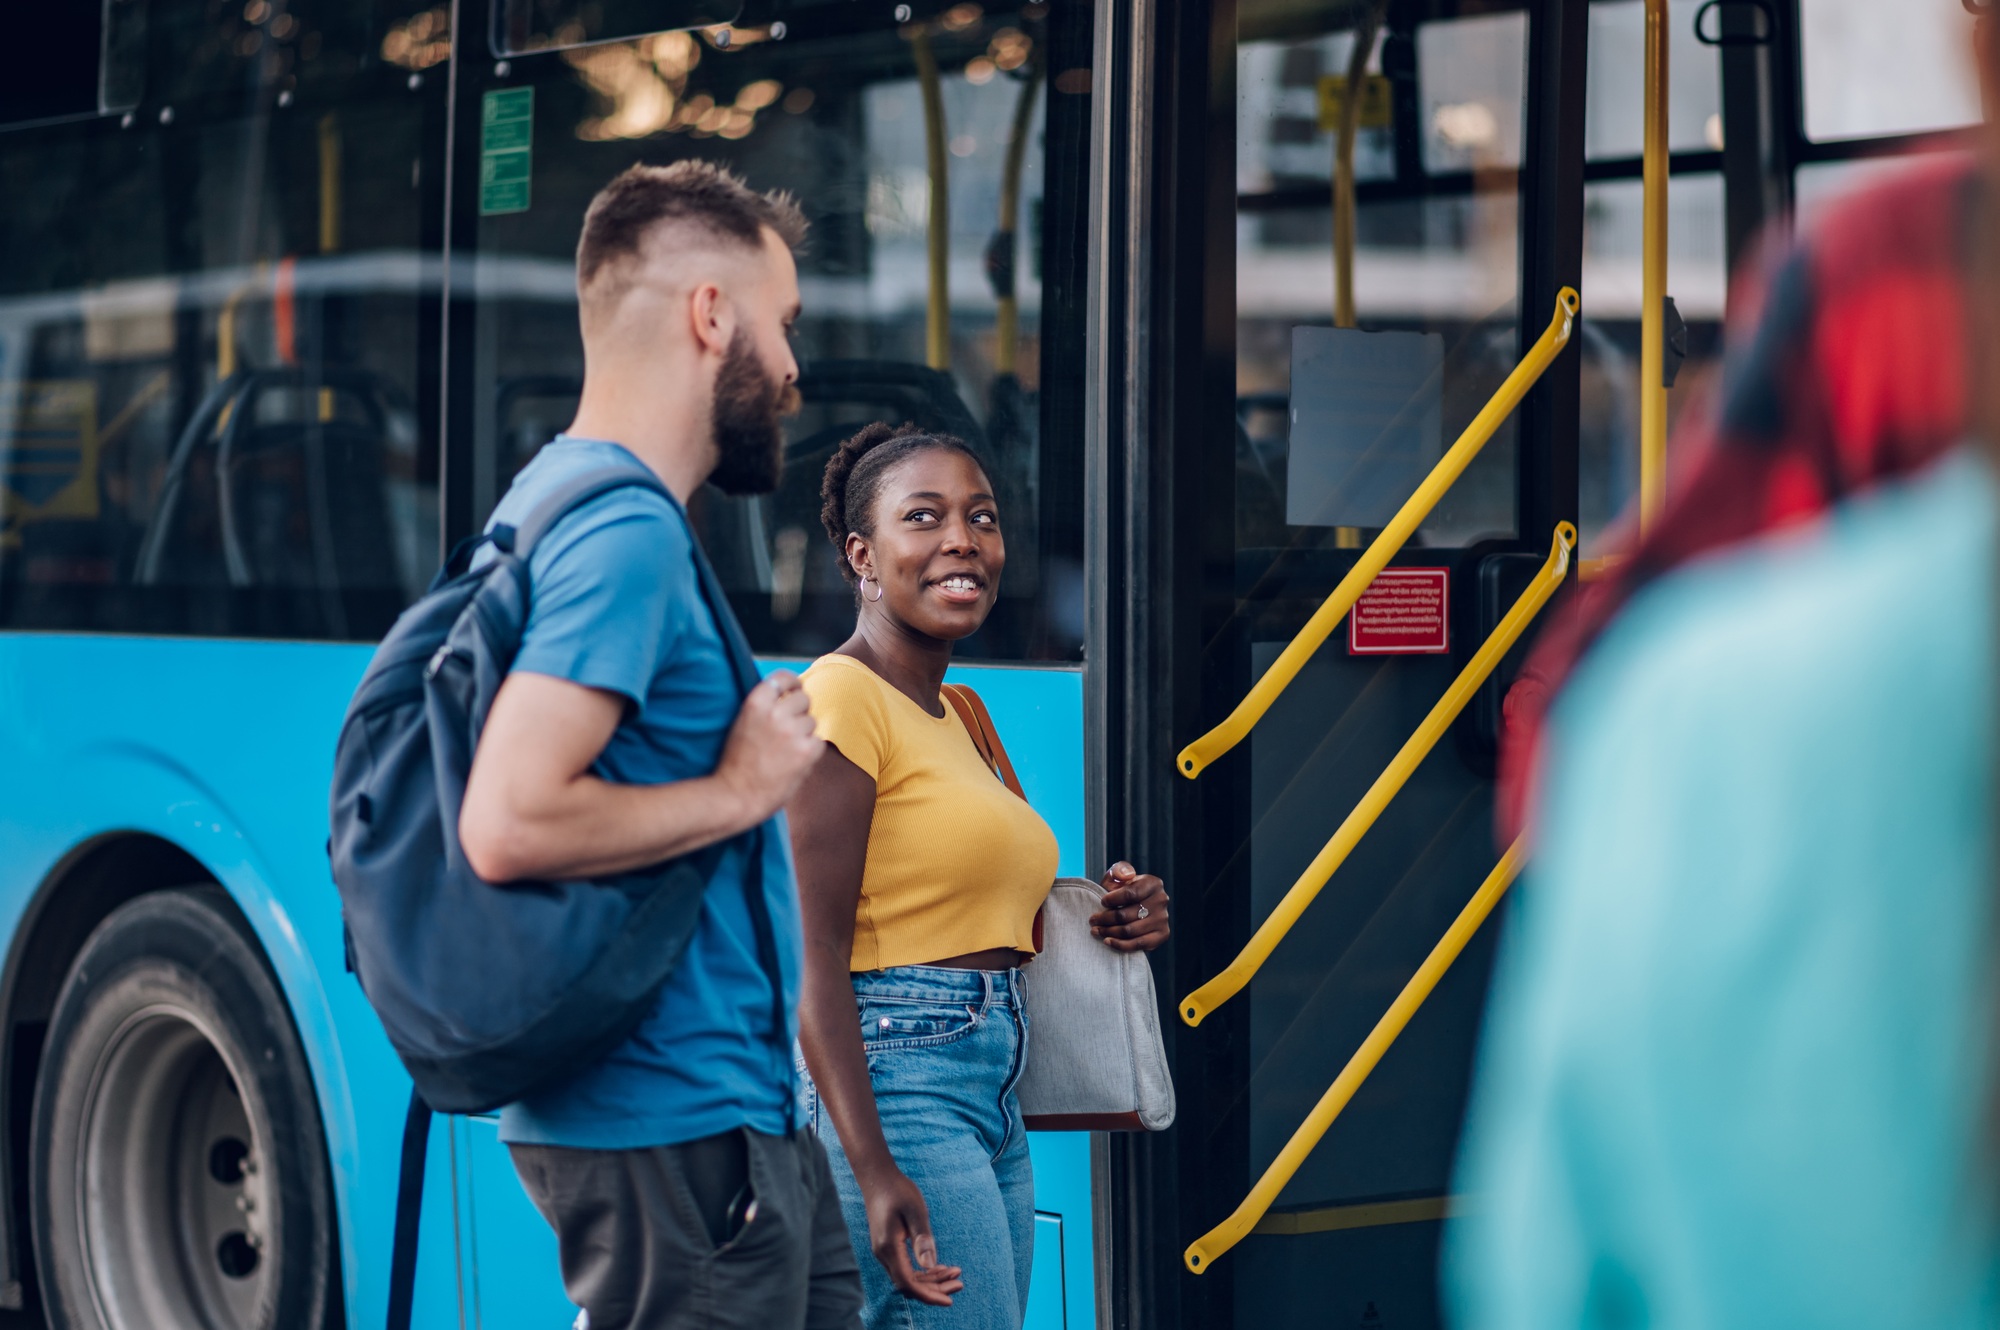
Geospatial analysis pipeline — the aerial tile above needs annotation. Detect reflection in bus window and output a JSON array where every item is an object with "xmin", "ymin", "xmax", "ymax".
[
  {"xmin": 491, "ymin": 0, "xmax": 738, "ymax": 58},
  {"xmin": 0, "ymin": 0, "xmax": 444, "ymax": 639},
  {"xmin": 470, "ymin": 3, "xmax": 1091, "ymax": 662}
]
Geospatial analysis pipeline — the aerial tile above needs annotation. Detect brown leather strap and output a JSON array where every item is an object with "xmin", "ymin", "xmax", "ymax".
[
  {"xmin": 940, "ymin": 682, "xmax": 1044, "ymax": 953},
  {"xmin": 940, "ymin": 683, "xmax": 1025, "ymax": 800}
]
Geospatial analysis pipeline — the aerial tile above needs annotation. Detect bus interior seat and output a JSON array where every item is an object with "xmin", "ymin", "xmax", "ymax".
[{"xmin": 137, "ymin": 368, "xmax": 408, "ymax": 594}]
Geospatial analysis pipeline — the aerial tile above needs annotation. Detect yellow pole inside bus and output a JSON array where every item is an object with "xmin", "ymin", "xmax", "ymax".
[
  {"xmin": 912, "ymin": 28, "xmax": 951, "ymax": 372},
  {"xmin": 1640, "ymin": 0, "xmax": 1669, "ymax": 531},
  {"xmin": 996, "ymin": 62, "xmax": 1043, "ymax": 375},
  {"xmin": 1333, "ymin": 1, "xmax": 1386, "ymax": 330}
]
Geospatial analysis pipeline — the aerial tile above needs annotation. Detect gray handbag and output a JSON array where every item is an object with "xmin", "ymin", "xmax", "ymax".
[
  {"xmin": 941, "ymin": 685, "xmax": 1176, "ymax": 1133},
  {"xmin": 1017, "ymin": 878, "xmax": 1177, "ymax": 1131}
]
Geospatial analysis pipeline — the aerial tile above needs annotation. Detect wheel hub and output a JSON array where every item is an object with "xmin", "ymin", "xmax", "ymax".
[{"xmin": 76, "ymin": 1004, "xmax": 272, "ymax": 1330}]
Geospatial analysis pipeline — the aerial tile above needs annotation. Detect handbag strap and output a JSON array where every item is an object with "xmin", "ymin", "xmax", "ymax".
[
  {"xmin": 940, "ymin": 683, "xmax": 1025, "ymax": 800},
  {"xmin": 941, "ymin": 683, "xmax": 1044, "ymax": 953}
]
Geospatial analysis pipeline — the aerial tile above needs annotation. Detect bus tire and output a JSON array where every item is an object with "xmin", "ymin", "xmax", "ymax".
[{"xmin": 30, "ymin": 885, "xmax": 336, "ymax": 1330}]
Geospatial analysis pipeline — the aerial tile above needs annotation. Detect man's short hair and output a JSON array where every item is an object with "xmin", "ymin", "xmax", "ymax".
[{"xmin": 576, "ymin": 160, "xmax": 808, "ymax": 293}]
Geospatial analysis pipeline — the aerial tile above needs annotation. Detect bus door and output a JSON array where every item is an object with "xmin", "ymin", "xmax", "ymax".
[
  {"xmin": 1189, "ymin": 7, "xmax": 1580, "ymax": 1322},
  {"xmin": 1078, "ymin": 0, "xmax": 1731, "ymax": 1325}
]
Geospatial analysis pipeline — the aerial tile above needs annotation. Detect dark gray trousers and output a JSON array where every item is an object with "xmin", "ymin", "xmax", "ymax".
[{"xmin": 510, "ymin": 1128, "xmax": 864, "ymax": 1330}]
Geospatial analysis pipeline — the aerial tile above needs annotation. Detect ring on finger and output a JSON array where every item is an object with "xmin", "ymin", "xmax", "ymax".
[{"xmin": 1136, "ymin": 904, "xmax": 1150, "ymax": 920}]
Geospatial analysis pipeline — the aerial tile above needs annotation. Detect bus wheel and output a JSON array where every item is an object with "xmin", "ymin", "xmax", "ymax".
[{"xmin": 30, "ymin": 886, "xmax": 335, "ymax": 1330}]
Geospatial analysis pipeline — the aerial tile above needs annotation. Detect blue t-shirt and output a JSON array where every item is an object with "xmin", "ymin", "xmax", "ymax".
[
  {"xmin": 490, "ymin": 436, "xmax": 802, "ymax": 1150},
  {"xmin": 1447, "ymin": 449, "xmax": 2000, "ymax": 1328}
]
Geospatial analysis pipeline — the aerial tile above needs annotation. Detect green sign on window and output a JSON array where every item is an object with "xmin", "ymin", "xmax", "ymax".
[{"xmin": 479, "ymin": 87, "xmax": 534, "ymax": 216}]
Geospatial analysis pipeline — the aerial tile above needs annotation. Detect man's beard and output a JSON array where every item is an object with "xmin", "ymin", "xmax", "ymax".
[{"xmin": 708, "ymin": 330, "xmax": 798, "ymax": 497}]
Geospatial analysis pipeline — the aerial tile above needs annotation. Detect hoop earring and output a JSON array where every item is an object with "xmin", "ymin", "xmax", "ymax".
[{"xmin": 859, "ymin": 575, "xmax": 884, "ymax": 603}]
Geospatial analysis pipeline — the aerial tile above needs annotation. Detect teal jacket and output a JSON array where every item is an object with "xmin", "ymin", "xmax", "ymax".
[{"xmin": 1449, "ymin": 451, "xmax": 2000, "ymax": 1328}]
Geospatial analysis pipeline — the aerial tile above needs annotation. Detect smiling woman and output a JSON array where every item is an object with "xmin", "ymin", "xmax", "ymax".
[{"xmin": 786, "ymin": 421, "xmax": 1169, "ymax": 1330}]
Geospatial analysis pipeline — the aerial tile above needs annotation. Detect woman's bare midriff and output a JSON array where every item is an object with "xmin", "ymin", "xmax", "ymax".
[{"xmin": 917, "ymin": 946, "xmax": 1027, "ymax": 970}]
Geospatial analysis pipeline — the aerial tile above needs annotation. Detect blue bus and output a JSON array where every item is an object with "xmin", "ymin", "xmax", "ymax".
[{"xmin": 0, "ymin": 0, "xmax": 1964, "ymax": 1327}]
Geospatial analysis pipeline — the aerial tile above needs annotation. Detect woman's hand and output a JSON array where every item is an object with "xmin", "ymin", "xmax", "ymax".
[
  {"xmin": 859, "ymin": 1167, "xmax": 966, "ymax": 1306},
  {"xmin": 1090, "ymin": 861, "xmax": 1171, "ymax": 952}
]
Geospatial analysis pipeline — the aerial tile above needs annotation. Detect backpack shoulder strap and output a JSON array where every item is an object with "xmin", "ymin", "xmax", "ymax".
[
  {"xmin": 941, "ymin": 683, "xmax": 1025, "ymax": 800},
  {"xmin": 511, "ymin": 465, "xmax": 673, "ymax": 557},
  {"xmin": 384, "ymin": 1089, "xmax": 432, "ymax": 1330}
]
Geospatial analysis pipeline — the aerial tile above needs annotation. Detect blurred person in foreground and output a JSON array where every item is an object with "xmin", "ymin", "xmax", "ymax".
[
  {"xmin": 1445, "ymin": 29, "xmax": 2000, "ymax": 1330},
  {"xmin": 1496, "ymin": 3, "xmax": 2000, "ymax": 843}
]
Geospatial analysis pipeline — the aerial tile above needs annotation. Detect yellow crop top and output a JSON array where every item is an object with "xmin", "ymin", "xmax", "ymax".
[{"xmin": 800, "ymin": 653, "xmax": 1061, "ymax": 971}]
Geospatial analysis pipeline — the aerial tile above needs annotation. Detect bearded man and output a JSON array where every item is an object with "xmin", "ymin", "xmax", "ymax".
[{"xmin": 456, "ymin": 161, "xmax": 861, "ymax": 1330}]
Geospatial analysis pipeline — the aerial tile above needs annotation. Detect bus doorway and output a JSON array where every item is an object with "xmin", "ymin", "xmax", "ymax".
[{"xmin": 1087, "ymin": 1, "xmax": 1590, "ymax": 1325}]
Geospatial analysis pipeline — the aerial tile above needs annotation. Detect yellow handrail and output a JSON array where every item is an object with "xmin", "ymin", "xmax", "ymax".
[
  {"xmin": 1185, "ymin": 838, "xmax": 1527, "ymax": 1273},
  {"xmin": 1176, "ymin": 288, "xmax": 1580, "ymax": 780},
  {"xmin": 1179, "ymin": 521, "xmax": 1573, "ymax": 1027},
  {"xmin": 1639, "ymin": 0, "xmax": 1668, "ymax": 532}
]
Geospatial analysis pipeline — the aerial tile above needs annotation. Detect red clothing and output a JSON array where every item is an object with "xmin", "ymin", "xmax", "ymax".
[{"xmin": 1500, "ymin": 153, "xmax": 1981, "ymax": 841}]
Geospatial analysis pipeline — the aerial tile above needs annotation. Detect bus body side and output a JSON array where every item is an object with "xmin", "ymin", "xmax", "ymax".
[{"xmin": 0, "ymin": 635, "xmax": 1089, "ymax": 1328}]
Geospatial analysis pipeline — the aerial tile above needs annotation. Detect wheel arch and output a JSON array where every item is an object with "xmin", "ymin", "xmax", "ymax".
[{"xmin": 0, "ymin": 832, "xmax": 345, "ymax": 1320}]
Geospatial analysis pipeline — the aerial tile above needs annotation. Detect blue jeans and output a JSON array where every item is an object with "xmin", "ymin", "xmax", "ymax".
[{"xmin": 801, "ymin": 966, "xmax": 1035, "ymax": 1330}]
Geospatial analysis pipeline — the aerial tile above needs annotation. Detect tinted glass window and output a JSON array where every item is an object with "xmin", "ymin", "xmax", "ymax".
[
  {"xmin": 466, "ymin": 1, "xmax": 1091, "ymax": 661},
  {"xmin": 0, "ymin": 0, "xmax": 445, "ymax": 638}
]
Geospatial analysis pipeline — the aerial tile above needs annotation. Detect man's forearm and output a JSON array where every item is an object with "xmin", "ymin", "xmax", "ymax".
[{"xmin": 464, "ymin": 771, "xmax": 763, "ymax": 882}]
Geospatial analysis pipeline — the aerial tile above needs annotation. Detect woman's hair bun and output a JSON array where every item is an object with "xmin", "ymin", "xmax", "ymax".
[{"xmin": 818, "ymin": 420, "xmax": 984, "ymax": 585}]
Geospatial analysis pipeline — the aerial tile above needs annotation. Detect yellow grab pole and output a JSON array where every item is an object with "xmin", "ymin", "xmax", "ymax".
[
  {"xmin": 1333, "ymin": 1, "xmax": 1386, "ymax": 329},
  {"xmin": 1185, "ymin": 839, "xmax": 1527, "ymax": 1273},
  {"xmin": 1176, "ymin": 288, "xmax": 1579, "ymax": 780},
  {"xmin": 1640, "ymin": 0, "xmax": 1668, "ymax": 532},
  {"xmin": 911, "ymin": 28, "xmax": 951, "ymax": 372},
  {"xmin": 995, "ymin": 62, "xmax": 1043, "ymax": 376},
  {"xmin": 1179, "ymin": 522, "xmax": 1572, "ymax": 1028}
]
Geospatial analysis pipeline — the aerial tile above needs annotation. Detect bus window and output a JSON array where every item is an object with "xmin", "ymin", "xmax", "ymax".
[
  {"xmin": 1801, "ymin": 0, "xmax": 1981, "ymax": 143},
  {"xmin": 0, "ymin": 0, "xmax": 447, "ymax": 639},
  {"xmin": 1583, "ymin": 0, "xmax": 1722, "ymax": 161},
  {"xmin": 1236, "ymin": 5, "xmax": 1525, "ymax": 565},
  {"xmin": 1541, "ymin": 0, "xmax": 1728, "ymax": 549},
  {"xmin": 465, "ymin": 2, "xmax": 1092, "ymax": 662},
  {"xmin": 1577, "ymin": 173, "xmax": 1727, "ymax": 545}
]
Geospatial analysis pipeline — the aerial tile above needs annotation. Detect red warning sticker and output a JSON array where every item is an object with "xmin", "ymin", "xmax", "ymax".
[{"xmin": 1349, "ymin": 567, "xmax": 1450, "ymax": 655}]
